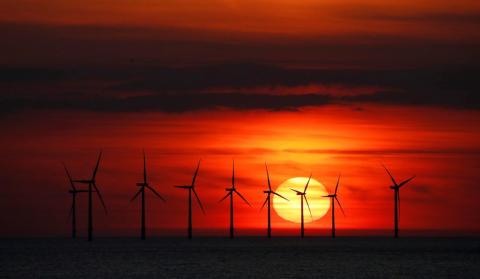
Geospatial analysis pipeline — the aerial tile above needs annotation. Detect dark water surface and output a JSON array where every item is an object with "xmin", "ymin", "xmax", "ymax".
[{"xmin": 1, "ymin": 237, "xmax": 479, "ymax": 278}]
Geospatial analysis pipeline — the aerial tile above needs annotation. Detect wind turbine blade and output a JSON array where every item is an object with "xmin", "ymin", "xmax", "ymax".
[
  {"xmin": 130, "ymin": 188, "xmax": 142, "ymax": 202},
  {"xmin": 219, "ymin": 192, "xmax": 231, "ymax": 203},
  {"xmin": 192, "ymin": 188, "xmax": 205, "ymax": 214},
  {"xmin": 92, "ymin": 182, "xmax": 107, "ymax": 214},
  {"xmin": 290, "ymin": 188, "xmax": 302, "ymax": 194},
  {"xmin": 265, "ymin": 162, "xmax": 271, "ymax": 191},
  {"xmin": 146, "ymin": 185, "xmax": 166, "ymax": 202},
  {"xmin": 234, "ymin": 190, "xmax": 251, "ymax": 207},
  {"xmin": 232, "ymin": 160, "xmax": 235, "ymax": 188},
  {"xmin": 260, "ymin": 196, "xmax": 268, "ymax": 211},
  {"xmin": 272, "ymin": 191, "xmax": 289, "ymax": 201},
  {"xmin": 304, "ymin": 173, "xmax": 312, "ymax": 193},
  {"xmin": 335, "ymin": 196, "xmax": 346, "ymax": 216},
  {"xmin": 62, "ymin": 162, "xmax": 76, "ymax": 191},
  {"xmin": 304, "ymin": 195, "xmax": 313, "ymax": 221},
  {"xmin": 382, "ymin": 164, "xmax": 398, "ymax": 186},
  {"xmin": 92, "ymin": 151, "xmax": 102, "ymax": 180},
  {"xmin": 143, "ymin": 149, "xmax": 147, "ymax": 184},
  {"xmin": 191, "ymin": 160, "xmax": 201, "ymax": 187},
  {"xmin": 334, "ymin": 174, "xmax": 341, "ymax": 195},
  {"xmin": 399, "ymin": 175, "xmax": 416, "ymax": 188}
]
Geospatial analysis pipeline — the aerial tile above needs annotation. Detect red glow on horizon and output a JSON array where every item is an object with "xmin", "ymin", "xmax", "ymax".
[{"xmin": 1, "ymin": 105, "xmax": 479, "ymax": 236}]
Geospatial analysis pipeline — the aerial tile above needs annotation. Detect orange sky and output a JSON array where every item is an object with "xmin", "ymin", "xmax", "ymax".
[
  {"xmin": 3, "ymin": 0, "xmax": 479, "ymax": 36},
  {"xmin": 0, "ymin": 0, "xmax": 479, "ymax": 237},
  {"xmin": 1, "ymin": 105, "xmax": 479, "ymax": 236}
]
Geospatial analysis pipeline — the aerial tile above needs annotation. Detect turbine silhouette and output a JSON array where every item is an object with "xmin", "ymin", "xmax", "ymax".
[
  {"xmin": 174, "ymin": 160, "xmax": 205, "ymax": 239},
  {"xmin": 290, "ymin": 174, "xmax": 313, "ymax": 238},
  {"xmin": 383, "ymin": 165, "xmax": 415, "ymax": 238},
  {"xmin": 219, "ymin": 160, "xmax": 251, "ymax": 238},
  {"xmin": 73, "ymin": 151, "xmax": 107, "ymax": 241},
  {"xmin": 130, "ymin": 150, "xmax": 166, "ymax": 240},
  {"xmin": 260, "ymin": 163, "xmax": 288, "ymax": 238},
  {"xmin": 63, "ymin": 162, "xmax": 88, "ymax": 239},
  {"xmin": 322, "ymin": 174, "xmax": 345, "ymax": 238}
]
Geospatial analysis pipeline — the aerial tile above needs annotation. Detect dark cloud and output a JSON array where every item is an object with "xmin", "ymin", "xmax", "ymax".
[
  {"xmin": 0, "ymin": 21, "xmax": 479, "ymax": 113},
  {"xmin": 0, "ymin": 91, "xmax": 332, "ymax": 113},
  {"xmin": 1, "ymin": 63, "xmax": 479, "ymax": 113},
  {"xmin": 340, "ymin": 8, "xmax": 480, "ymax": 24},
  {"xmin": 1, "ymin": 22, "xmax": 479, "ymax": 68}
]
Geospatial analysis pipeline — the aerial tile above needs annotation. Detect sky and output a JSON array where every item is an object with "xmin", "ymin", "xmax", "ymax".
[{"xmin": 0, "ymin": 0, "xmax": 479, "ymax": 237}]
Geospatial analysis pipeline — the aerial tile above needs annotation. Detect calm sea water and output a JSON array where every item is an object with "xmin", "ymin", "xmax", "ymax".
[{"xmin": 1, "ymin": 237, "xmax": 479, "ymax": 278}]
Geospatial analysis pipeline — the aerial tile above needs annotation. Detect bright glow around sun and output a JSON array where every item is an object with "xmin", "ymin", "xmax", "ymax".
[{"xmin": 273, "ymin": 177, "xmax": 330, "ymax": 223}]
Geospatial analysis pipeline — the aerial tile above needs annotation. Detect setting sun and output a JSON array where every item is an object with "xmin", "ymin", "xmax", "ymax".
[{"xmin": 273, "ymin": 177, "xmax": 330, "ymax": 224}]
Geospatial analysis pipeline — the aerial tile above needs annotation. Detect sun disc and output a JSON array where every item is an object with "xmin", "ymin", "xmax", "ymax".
[{"xmin": 273, "ymin": 177, "xmax": 330, "ymax": 223}]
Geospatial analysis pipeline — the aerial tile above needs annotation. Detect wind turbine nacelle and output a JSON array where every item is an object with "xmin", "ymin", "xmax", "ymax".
[
  {"xmin": 263, "ymin": 190, "xmax": 270, "ymax": 193},
  {"xmin": 389, "ymin": 186, "xmax": 396, "ymax": 189},
  {"xmin": 136, "ymin": 183, "xmax": 146, "ymax": 186},
  {"xmin": 225, "ymin": 188, "xmax": 234, "ymax": 191}
]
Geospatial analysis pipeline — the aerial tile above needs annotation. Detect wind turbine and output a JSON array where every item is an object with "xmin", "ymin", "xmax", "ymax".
[
  {"xmin": 383, "ymin": 165, "xmax": 416, "ymax": 238},
  {"xmin": 73, "ymin": 151, "xmax": 107, "ymax": 241},
  {"xmin": 174, "ymin": 160, "xmax": 205, "ymax": 239},
  {"xmin": 322, "ymin": 174, "xmax": 345, "ymax": 238},
  {"xmin": 130, "ymin": 150, "xmax": 166, "ymax": 240},
  {"xmin": 260, "ymin": 163, "xmax": 288, "ymax": 238},
  {"xmin": 290, "ymin": 174, "xmax": 313, "ymax": 238},
  {"xmin": 63, "ymin": 162, "xmax": 88, "ymax": 239},
  {"xmin": 219, "ymin": 160, "xmax": 251, "ymax": 238}
]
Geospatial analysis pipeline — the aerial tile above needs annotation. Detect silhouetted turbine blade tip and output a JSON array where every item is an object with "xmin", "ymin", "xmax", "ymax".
[
  {"xmin": 235, "ymin": 190, "xmax": 251, "ymax": 207},
  {"xmin": 265, "ymin": 162, "xmax": 272, "ymax": 191},
  {"xmin": 290, "ymin": 188, "xmax": 302, "ymax": 194},
  {"xmin": 335, "ymin": 196, "xmax": 346, "ymax": 216},
  {"xmin": 382, "ymin": 164, "xmax": 398, "ymax": 186},
  {"xmin": 63, "ymin": 162, "xmax": 76, "ymax": 191},
  {"xmin": 92, "ymin": 182, "xmax": 107, "ymax": 214},
  {"xmin": 304, "ymin": 195, "xmax": 313, "ymax": 220},
  {"xmin": 304, "ymin": 173, "xmax": 312, "ymax": 193},
  {"xmin": 272, "ymin": 191, "xmax": 289, "ymax": 201},
  {"xmin": 335, "ymin": 174, "xmax": 341, "ymax": 195},
  {"xmin": 92, "ymin": 151, "xmax": 103, "ymax": 180},
  {"xmin": 130, "ymin": 189, "xmax": 142, "ymax": 202},
  {"xmin": 143, "ymin": 150, "xmax": 147, "ymax": 184},
  {"xmin": 260, "ymin": 196, "xmax": 268, "ymax": 211},
  {"xmin": 192, "ymin": 188, "xmax": 205, "ymax": 214},
  {"xmin": 219, "ymin": 192, "xmax": 231, "ymax": 203},
  {"xmin": 399, "ymin": 175, "xmax": 416, "ymax": 188},
  {"xmin": 192, "ymin": 160, "xmax": 201, "ymax": 187},
  {"xmin": 146, "ymin": 185, "xmax": 166, "ymax": 202}
]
